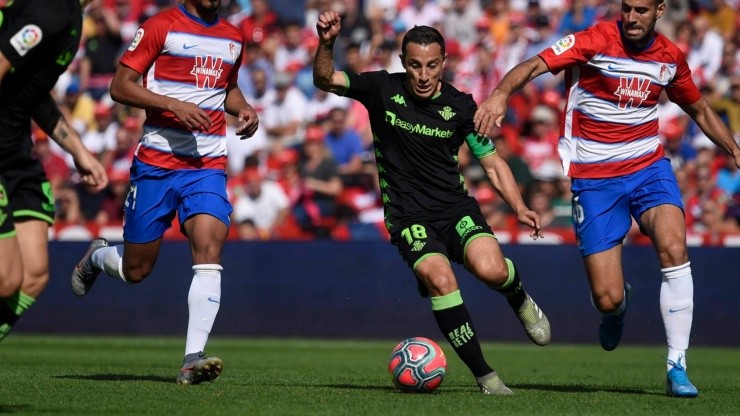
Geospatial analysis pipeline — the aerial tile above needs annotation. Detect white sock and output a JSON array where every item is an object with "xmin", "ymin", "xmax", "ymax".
[
  {"xmin": 185, "ymin": 264, "xmax": 222, "ymax": 356},
  {"xmin": 91, "ymin": 245, "xmax": 127, "ymax": 282},
  {"xmin": 660, "ymin": 262, "xmax": 693, "ymax": 371}
]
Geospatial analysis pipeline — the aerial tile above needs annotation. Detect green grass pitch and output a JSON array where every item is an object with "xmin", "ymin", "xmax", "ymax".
[{"xmin": 0, "ymin": 335, "xmax": 738, "ymax": 415}]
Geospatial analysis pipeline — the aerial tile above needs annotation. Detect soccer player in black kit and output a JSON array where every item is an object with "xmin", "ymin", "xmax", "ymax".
[
  {"xmin": 0, "ymin": 0, "xmax": 107, "ymax": 342},
  {"xmin": 314, "ymin": 10, "xmax": 551, "ymax": 394}
]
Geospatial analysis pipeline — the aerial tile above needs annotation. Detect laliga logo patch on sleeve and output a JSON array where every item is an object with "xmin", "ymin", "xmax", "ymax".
[
  {"xmin": 9, "ymin": 24, "xmax": 43, "ymax": 57},
  {"xmin": 128, "ymin": 28, "xmax": 144, "ymax": 51},
  {"xmin": 551, "ymin": 34, "xmax": 575, "ymax": 56}
]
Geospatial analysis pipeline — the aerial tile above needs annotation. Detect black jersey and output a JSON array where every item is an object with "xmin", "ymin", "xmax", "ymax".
[
  {"xmin": 343, "ymin": 70, "xmax": 491, "ymax": 231},
  {"xmin": 0, "ymin": 0, "xmax": 83, "ymax": 155}
]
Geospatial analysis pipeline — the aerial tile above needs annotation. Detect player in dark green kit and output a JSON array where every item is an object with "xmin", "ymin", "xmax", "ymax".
[
  {"xmin": 314, "ymin": 10, "xmax": 551, "ymax": 394},
  {"xmin": 0, "ymin": 0, "xmax": 107, "ymax": 342}
]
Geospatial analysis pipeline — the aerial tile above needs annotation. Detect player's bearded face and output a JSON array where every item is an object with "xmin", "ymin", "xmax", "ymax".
[
  {"xmin": 195, "ymin": 0, "xmax": 221, "ymax": 12},
  {"xmin": 620, "ymin": 0, "xmax": 664, "ymax": 46},
  {"xmin": 401, "ymin": 42, "xmax": 445, "ymax": 100}
]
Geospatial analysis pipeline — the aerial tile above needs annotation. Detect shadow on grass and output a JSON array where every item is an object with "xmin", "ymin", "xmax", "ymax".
[
  {"xmin": 53, "ymin": 374, "xmax": 172, "ymax": 383},
  {"xmin": 254, "ymin": 381, "xmax": 660, "ymax": 396},
  {"xmin": 509, "ymin": 382, "xmax": 661, "ymax": 396},
  {"xmin": 0, "ymin": 405, "xmax": 32, "ymax": 414}
]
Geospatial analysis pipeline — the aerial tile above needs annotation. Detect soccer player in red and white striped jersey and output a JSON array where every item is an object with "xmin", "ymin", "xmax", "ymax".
[
  {"xmin": 70, "ymin": 0, "xmax": 258, "ymax": 385},
  {"xmin": 475, "ymin": 0, "xmax": 740, "ymax": 398}
]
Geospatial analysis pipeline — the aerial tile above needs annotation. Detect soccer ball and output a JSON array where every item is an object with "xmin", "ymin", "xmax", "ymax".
[{"xmin": 388, "ymin": 337, "xmax": 447, "ymax": 393}]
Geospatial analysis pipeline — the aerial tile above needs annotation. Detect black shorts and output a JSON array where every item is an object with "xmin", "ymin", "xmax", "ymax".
[
  {"xmin": 390, "ymin": 208, "xmax": 495, "ymax": 270},
  {"xmin": 0, "ymin": 157, "xmax": 55, "ymax": 237}
]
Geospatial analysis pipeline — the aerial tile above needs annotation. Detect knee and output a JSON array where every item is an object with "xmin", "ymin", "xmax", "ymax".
[
  {"xmin": 656, "ymin": 240, "xmax": 689, "ymax": 266},
  {"xmin": 121, "ymin": 264, "xmax": 152, "ymax": 284},
  {"xmin": 592, "ymin": 288, "xmax": 625, "ymax": 314},
  {"xmin": 21, "ymin": 271, "xmax": 49, "ymax": 297},
  {"xmin": 469, "ymin": 259, "xmax": 509, "ymax": 287},
  {"xmin": 0, "ymin": 278, "xmax": 21, "ymax": 298},
  {"xmin": 422, "ymin": 273, "xmax": 458, "ymax": 296}
]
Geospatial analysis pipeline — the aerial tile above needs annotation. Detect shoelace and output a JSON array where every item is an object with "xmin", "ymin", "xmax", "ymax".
[{"xmin": 667, "ymin": 358, "xmax": 691, "ymax": 384}]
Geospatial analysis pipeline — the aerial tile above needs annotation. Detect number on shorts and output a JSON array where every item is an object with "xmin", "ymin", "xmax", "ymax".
[
  {"xmin": 125, "ymin": 184, "xmax": 138, "ymax": 211},
  {"xmin": 401, "ymin": 224, "xmax": 427, "ymax": 245},
  {"xmin": 573, "ymin": 196, "xmax": 584, "ymax": 224}
]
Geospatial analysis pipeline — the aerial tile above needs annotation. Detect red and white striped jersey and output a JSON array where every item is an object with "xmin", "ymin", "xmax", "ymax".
[
  {"xmin": 119, "ymin": 5, "xmax": 243, "ymax": 170},
  {"xmin": 539, "ymin": 21, "xmax": 701, "ymax": 179}
]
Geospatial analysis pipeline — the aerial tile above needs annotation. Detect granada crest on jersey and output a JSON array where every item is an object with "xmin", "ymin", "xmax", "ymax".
[
  {"xmin": 229, "ymin": 42, "xmax": 236, "ymax": 61},
  {"xmin": 659, "ymin": 64, "xmax": 668, "ymax": 82},
  {"xmin": 551, "ymin": 34, "xmax": 575, "ymax": 56}
]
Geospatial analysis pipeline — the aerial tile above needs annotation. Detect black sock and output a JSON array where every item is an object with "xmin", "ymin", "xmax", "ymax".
[
  {"xmin": 491, "ymin": 258, "xmax": 527, "ymax": 310},
  {"xmin": 432, "ymin": 291, "xmax": 493, "ymax": 378}
]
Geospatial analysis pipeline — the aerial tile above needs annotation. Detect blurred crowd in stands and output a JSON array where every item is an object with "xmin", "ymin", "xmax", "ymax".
[{"xmin": 39, "ymin": 0, "xmax": 740, "ymax": 244}]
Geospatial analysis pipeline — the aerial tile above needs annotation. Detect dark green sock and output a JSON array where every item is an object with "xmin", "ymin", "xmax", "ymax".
[
  {"xmin": 0, "ymin": 291, "xmax": 35, "ymax": 342},
  {"xmin": 432, "ymin": 290, "xmax": 493, "ymax": 378},
  {"xmin": 489, "ymin": 258, "xmax": 527, "ymax": 309}
]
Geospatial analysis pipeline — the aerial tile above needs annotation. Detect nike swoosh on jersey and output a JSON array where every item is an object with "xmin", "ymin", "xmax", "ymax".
[
  {"xmin": 183, "ymin": 44, "xmax": 199, "ymax": 49},
  {"xmin": 668, "ymin": 306, "xmax": 690, "ymax": 313}
]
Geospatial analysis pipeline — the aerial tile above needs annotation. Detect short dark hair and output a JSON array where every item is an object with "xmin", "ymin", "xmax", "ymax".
[{"xmin": 401, "ymin": 25, "xmax": 446, "ymax": 57}]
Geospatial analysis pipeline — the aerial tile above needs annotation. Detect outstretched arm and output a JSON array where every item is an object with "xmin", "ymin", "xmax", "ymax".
[
  {"xmin": 478, "ymin": 152, "xmax": 542, "ymax": 239},
  {"xmin": 313, "ymin": 10, "xmax": 347, "ymax": 94},
  {"xmin": 681, "ymin": 97, "xmax": 740, "ymax": 168},
  {"xmin": 474, "ymin": 55, "xmax": 550, "ymax": 137}
]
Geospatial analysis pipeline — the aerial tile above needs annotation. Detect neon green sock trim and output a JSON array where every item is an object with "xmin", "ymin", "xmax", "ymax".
[
  {"xmin": 431, "ymin": 290, "xmax": 463, "ymax": 311},
  {"xmin": 412, "ymin": 253, "xmax": 449, "ymax": 270},
  {"xmin": 2, "ymin": 291, "xmax": 36, "ymax": 315},
  {"xmin": 491, "ymin": 258, "xmax": 516, "ymax": 290}
]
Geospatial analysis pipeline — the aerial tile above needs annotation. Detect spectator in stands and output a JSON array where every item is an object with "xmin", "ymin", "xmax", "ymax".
[
  {"xmin": 274, "ymin": 21, "xmax": 311, "ymax": 73},
  {"xmin": 239, "ymin": 0, "xmax": 278, "ymax": 44},
  {"xmin": 305, "ymin": 87, "xmax": 351, "ymax": 124},
  {"xmin": 711, "ymin": 75, "xmax": 740, "ymax": 137},
  {"xmin": 715, "ymin": 152, "xmax": 740, "ymax": 199},
  {"xmin": 237, "ymin": 42, "xmax": 275, "ymax": 102},
  {"xmin": 55, "ymin": 182, "xmax": 85, "ymax": 225},
  {"xmin": 397, "ymin": 0, "xmax": 444, "ymax": 30},
  {"xmin": 520, "ymin": 105, "xmax": 560, "ymax": 180},
  {"xmin": 94, "ymin": 169, "xmax": 129, "ymax": 225},
  {"xmin": 687, "ymin": 14, "xmax": 724, "ymax": 87},
  {"xmin": 324, "ymin": 107, "xmax": 365, "ymax": 180},
  {"xmin": 232, "ymin": 166, "xmax": 290, "ymax": 240},
  {"xmin": 32, "ymin": 132, "xmax": 71, "ymax": 193},
  {"xmin": 79, "ymin": 2, "xmax": 124, "ymax": 100},
  {"xmin": 81, "ymin": 101, "xmax": 119, "ymax": 163},
  {"xmin": 697, "ymin": 0, "xmax": 737, "ymax": 42},
  {"xmin": 262, "ymin": 71, "xmax": 308, "ymax": 149},
  {"xmin": 492, "ymin": 135, "xmax": 533, "ymax": 199},
  {"xmin": 685, "ymin": 165, "xmax": 727, "ymax": 230},
  {"xmin": 443, "ymin": 0, "xmax": 483, "ymax": 50},
  {"xmin": 691, "ymin": 198, "xmax": 738, "ymax": 239},
  {"xmin": 558, "ymin": 0, "xmax": 598, "ymax": 35},
  {"xmin": 293, "ymin": 125, "xmax": 343, "ymax": 238}
]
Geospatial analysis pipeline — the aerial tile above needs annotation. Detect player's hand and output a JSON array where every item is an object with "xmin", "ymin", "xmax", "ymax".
[
  {"xmin": 516, "ymin": 208, "xmax": 543, "ymax": 240},
  {"xmin": 235, "ymin": 106, "xmax": 259, "ymax": 138},
  {"xmin": 316, "ymin": 11, "xmax": 341, "ymax": 44},
  {"xmin": 474, "ymin": 91, "xmax": 508, "ymax": 138},
  {"xmin": 74, "ymin": 150, "xmax": 108, "ymax": 193},
  {"xmin": 170, "ymin": 100, "xmax": 212, "ymax": 131}
]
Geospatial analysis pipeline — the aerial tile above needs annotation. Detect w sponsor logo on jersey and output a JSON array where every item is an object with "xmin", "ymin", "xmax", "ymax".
[
  {"xmin": 190, "ymin": 55, "xmax": 224, "ymax": 89},
  {"xmin": 613, "ymin": 76, "xmax": 651, "ymax": 109}
]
